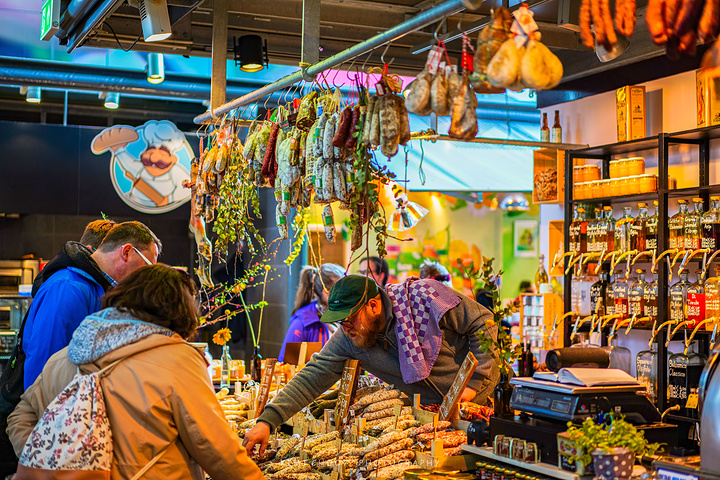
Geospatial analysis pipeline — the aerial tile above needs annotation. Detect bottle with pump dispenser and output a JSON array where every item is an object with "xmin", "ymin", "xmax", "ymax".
[
  {"xmin": 684, "ymin": 198, "xmax": 704, "ymax": 250},
  {"xmin": 670, "ymin": 269, "xmax": 691, "ymax": 323},
  {"xmin": 702, "ymin": 196, "xmax": 720, "ymax": 251},
  {"xmin": 633, "ymin": 203, "xmax": 649, "ymax": 251},
  {"xmin": 637, "ymin": 343, "xmax": 659, "ymax": 404},
  {"xmin": 669, "ymin": 199, "xmax": 689, "ymax": 250},
  {"xmin": 687, "ymin": 270, "xmax": 706, "ymax": 329},
  {"xmin": 629, "ymin": 269, "xmax": 647, "ymax": 318},
  {"xmin": 615, "ymin": 206, "xmax": 635, "ymax": 253},
  {"xmin": 646, "ymin": 201, "xmax": 659, "ymax": 251}
]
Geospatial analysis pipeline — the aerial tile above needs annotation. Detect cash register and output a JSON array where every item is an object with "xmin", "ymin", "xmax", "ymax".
[{"xmin": 486, "ymin": 378, "xmax": 678, "ymax": 465}]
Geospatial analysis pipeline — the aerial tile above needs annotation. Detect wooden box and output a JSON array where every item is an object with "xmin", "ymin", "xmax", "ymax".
[
  {"xmin": 533, "ymin": 148, "xmax": 566, "ymax": 204},
  {"xmin": 697, "ymin": 69, "xmax": 720, "ymax": 128},
  {"xmin": 548, "ymin": 220, "xmax": 565, "ymax": 277},
  {"xmin": 616, "ymin": 85, "xmax": 646, "ymax": 142}
]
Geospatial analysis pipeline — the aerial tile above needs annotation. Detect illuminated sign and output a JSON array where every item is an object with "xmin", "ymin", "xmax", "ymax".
[{"xmin": 41, "ymin": 0, "xmax": 60, "ymax": 41}]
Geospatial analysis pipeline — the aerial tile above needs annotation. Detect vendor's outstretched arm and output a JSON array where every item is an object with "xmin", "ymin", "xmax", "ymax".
[{"xmin": 258, "ymin": 330, "xmax": 352, "ymax": 429}]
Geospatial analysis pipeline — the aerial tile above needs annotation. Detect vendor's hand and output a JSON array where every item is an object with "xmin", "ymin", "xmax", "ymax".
[
  {"xmin": 242, "ymin": 421, "xmax": 270, "ymax": 456},
  {"xmin": 460, "ymin": 387, "xmax": 477, "ymax": 403}
]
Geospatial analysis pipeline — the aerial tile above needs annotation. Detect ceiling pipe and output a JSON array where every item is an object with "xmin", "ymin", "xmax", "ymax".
[
  {"xmin": 194, "ymin": 0, "xmax": 482, "ymax": 123},
  {"xmin": 0, "ymin": 56, "xmax": 298, "ymax": 105}
]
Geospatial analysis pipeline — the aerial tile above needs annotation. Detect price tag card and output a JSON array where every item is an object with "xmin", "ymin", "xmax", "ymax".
[
  {"xmin": 254, "ymin": 358, "xmax": 277, "ymax": 418},
  {"xmin": 330, "ymin": 471, "xmax": 340, "ymax": 480},
  {"xmin": 438, "ymin": 351, "xmax": 478, "ymax": 421},
  {"xmin": 334, "ymin": 360, "xmax": 361, "ymax": 430},
  {"xmin": 426, "ymin": 45, "xmax": 444, "ymax": 75},
  {"xmin": 433, "ymin": 413, "xmax": 439, "ymax": 440},
  {"xmin": 393, "ymin": 404, "xmax": 402, "ymax": 430},
  {"xmin": 686, "ymin": 392, "xmax": 699, "ymax": 409}
]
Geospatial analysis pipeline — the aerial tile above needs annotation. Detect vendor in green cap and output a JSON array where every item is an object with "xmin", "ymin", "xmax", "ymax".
[{"xmin": 243, "ymin": 274, "xmax": 499, "ymax": 455}]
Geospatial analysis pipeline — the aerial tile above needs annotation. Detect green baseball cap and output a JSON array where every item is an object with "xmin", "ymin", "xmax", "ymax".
[{"xmin": 320, "ymin": 274, "xmax": 379, "ymax": 324}]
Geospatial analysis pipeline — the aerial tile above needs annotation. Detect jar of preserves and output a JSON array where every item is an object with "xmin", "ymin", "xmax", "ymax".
[
  {"xmin": 609, "ymin": 159, "xmax": 620, "ymax": 178},
  {"xmin": 617, "ymin": 159, "xmax": 630, "ymax": 178},
  {"xmin": 577, "ymin": 182, "xmax": 591, "ymax": 200},
  {"xmin": 638, "ymin": 174, "xmax": 658, "ymax": 193},
  {"xmin": 627, "ymin": 157, "xmax": 645, "ymax": 176},
  {"xmin": 627, "ymin": 175, "xmax": 642, "ymax": 194},
  {"xmin": 573, "ymin": 165, "xmax": 585, "ymax": 183},
  {"xmin": 585, "ymin": 164, "xmax": 601, "ymax": 182},
  {"xmin": 590, "ymin": 181, "xmax": 603, "ymax": 199},
  {"xmin": 607, "ymin": 178, "xmax": 621, "ymax": 197},
  {"xmin": 433, "ymin": 467, "xmax": 462, "ymax": 476}
]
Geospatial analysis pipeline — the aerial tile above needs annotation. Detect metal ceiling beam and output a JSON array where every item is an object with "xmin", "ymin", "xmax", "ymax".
[
  {"xmin": 194, "ymin": 0, "xmax": 481, "ymax": 123},
  {"xmin": 64, "ymin": 0, "xmax": 124, "ymax": 51},
  {"xmin": 0, "ymin": 56, "xmax": 297, "ymax": 105},
  {"xmin": 210, "ymin": 0, "xmax": 228, "ymax": 111}
]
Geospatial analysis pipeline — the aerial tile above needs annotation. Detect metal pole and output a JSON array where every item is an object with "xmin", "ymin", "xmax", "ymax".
[
  {"xmin": 194, "ymin": 0, "xmax": 481, "ymax": 124},
  {"xmin": 63, "ymin": 90, "xmax": 68, "ymax": 126},
  {"xmin": 210, "ymin": 0, "xmax": 228, "ymax": 113},
  {"xmin": 301, "ymin": 0, "xmax": 321, "ymax": 65}
]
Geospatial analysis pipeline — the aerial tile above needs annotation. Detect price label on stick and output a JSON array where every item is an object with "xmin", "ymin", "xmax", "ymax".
[
  {"xmin": 393, "ymin": 404, "xmax": 402, "ymax": 430},
  {"xmin": 334, "ymin": 359, "xmax": 361, "ymax": 430},
  {"xmin": 433, "ymin": 413, "xmax": 439, "ymax": 441},
  {"xmin": 438, "ymin": 351, "xmax": 478, "ymax": 421},
  {"xmin": 254, "ymin": 358, "xmax": 277, "ymax": 418}
]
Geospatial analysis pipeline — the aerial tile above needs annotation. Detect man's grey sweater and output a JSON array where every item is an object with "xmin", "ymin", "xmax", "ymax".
[{"xmin": 258, "ymin": 289, "xmax": 500, "ymax": 429}]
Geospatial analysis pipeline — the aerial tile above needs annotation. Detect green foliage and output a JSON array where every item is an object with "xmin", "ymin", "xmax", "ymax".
[
  {"xmin": 466, "ymin": 257, "xmax": 521, "ymax": 376},
  {"xmin": 285, "ymin": 207, "xmax": 309, "ymax": 266},
  {"xmin": 565, "ymin": 415, "xmax": 663, "ymax": 467},
  {"xmin": 213, "ymin": 138, "xmax": 266, "ymax": 257}
]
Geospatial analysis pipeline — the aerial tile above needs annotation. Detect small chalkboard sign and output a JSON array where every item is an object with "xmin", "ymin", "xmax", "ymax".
[
  {"xmin": 254, "ymin": 358, "xmax": 277, "ymax": 418},
  {"xmin": 334, "ymin": 359, "xmax": 361, "ymax": 429},
  {"xmin": 438, "ymin": 351, "xmax": 478, "ymax": 421}
]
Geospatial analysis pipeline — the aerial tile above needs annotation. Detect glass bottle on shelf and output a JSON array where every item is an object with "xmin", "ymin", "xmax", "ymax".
[
  {"xmin": 535, "ymin": 254, "xmax": 549, "ymax": 291},
  {"xmin": 591, "ymin": 270, "xmax": 610, "ymax": 316},
  {"xmin": 605, "ymin": 336, "xmax": 632, "ymax": 374},
  {"xmin": 588, "ymin": 207, "xmax": 602, "ymax": 253},
  {"xmin": 632, "ymin": 203, "xmax": 649, "ymax": 251},
  {"xmin": 569, "ymin": 206, "xmax": 580, "ymax": 253},
  {"xmin": 702, "ymin": 195, "xmax": 720, "ymax": 251},
  {"xmin": 571, "ymin": 264, "xmax": 582, "ymax": 315},
  {"xmin": 220, "ymin": 344, "xmax": 232, "ymax": 389},
  {"xmin": 552, "ymin": 110, "xmax": 562, "ymax": 143},
  {"xmin": 605, "ymin": 270, "xmax": 618, "ymax": 316},
  {"xmin": 705, "ymin": 265, "xmax": 720, "ymax": 322},
  {"xmin": 613, "ymin": 272, "xmax": 630, "ymax": 320},
  {"xmin": 576, "ymin": 264, "xmax": 594, "ymax": 316},
  {"xmin": 646, "ymin": 200, "xmax": 659, "ymax": 251},
  {"xmin": 637, "ymin": 343, "xmax": 658, "ymax": 404},
  {"xmin": 251, "ymin": 345, "xmax": 263, "ymax": 383},
  {"xmin": 644, "ymin": 271, "xmax": 659, "ymax": 322},
  {"xmin": 669, "ymin": 341, "xmax": 708, "ymax": 417},
  {"xmin": 687, "ymin": 270, "xmax": 706, "ymax": 329},
  {"xmin": 668, "ymin": 199, "xmax": 689, "ymax": 250},
  {"xmin": 629, "ymin": 269, "xmax": 647, "ymax": 319},
  {"xmin": 669, "ymin": 269, "xmax": 691, "ymax": 323},
  {"xmin": 684, "ymin": 198, "xmax": 704, "ymax": 250},
  {"xmin": 541, "ymin": 113, "xmax": 550, "ymax": 143},
  {"xmin": 615, "ymin": 206, "xmax": 635, "ymax": 253},
  {"xmin": 577, "ymin": 207, "xmax": 588, "ymax": 254},
  {"xmin": 603, "ymin": 206, "xmax": 616, "ymax": 252}
]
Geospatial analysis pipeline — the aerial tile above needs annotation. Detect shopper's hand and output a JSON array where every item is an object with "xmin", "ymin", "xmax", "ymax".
[
  {"xmin": 460, "ymin": 387, "xmax": 477, "ymax": 403},
  {"xmin": 242, "ymin": 421, "xmax": 270, "ymax": 456}
]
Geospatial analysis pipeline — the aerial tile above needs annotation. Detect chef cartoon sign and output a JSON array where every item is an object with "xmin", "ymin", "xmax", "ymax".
[{"xmin": 91, "ymin": 120, "xmax": 192, "ymax": 214}]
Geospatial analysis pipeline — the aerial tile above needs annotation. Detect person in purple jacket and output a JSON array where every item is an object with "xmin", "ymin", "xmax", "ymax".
[{"xmin": 278, "ymin": 263, "xmax": 346, "ymax": 362}]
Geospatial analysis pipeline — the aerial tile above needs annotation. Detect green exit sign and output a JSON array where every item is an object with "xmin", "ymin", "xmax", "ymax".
[{"xmin": 40, "ymin": 0, "xmax": 60, "ymax": 41}]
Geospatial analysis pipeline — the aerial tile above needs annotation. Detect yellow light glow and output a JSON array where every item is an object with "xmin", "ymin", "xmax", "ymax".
[
  {"xmin": 240, "ymin": 63, "xmax": 264, "ymax": 72},
  {"xmin": 431, "ymin": 195, "xmax": 441, "ymax": 209}
]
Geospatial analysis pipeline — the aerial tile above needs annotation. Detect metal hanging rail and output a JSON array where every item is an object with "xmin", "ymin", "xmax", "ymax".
[{"xmin": 193, "ymin": 0, "xmax": 481, "ymax": 124}]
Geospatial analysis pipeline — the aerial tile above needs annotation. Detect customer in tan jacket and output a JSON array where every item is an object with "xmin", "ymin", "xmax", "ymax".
[{"xmin": 7, "ymin": 264, "xmax": 264, "ymax": 480}]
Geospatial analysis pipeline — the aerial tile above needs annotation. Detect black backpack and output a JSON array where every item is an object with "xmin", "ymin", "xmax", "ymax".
[{"xmin": 0, "ymin": 309, "xmax": 29, "ymax": 430}]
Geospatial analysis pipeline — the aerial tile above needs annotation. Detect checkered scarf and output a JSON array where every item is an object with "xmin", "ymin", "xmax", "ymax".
[{"xmin": 385, "ymin": 277, "xmax": 461, "ymax": 384}]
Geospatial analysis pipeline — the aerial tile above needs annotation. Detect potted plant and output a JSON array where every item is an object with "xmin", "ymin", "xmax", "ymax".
[
  {"xmin": 565, "ymin": 415, "xmax": 662, "ymax": 479},
  {"xmin": 466, "ymin": 257, "xmax": 523, "ymax": 417}
]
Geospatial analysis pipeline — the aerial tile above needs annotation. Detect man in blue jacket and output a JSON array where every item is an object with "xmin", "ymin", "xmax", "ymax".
[{"xmin": 22, "ymin": 221, "xmax": 161, "ymax": 389}]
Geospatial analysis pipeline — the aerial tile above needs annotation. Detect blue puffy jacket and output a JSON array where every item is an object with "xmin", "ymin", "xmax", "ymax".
[{"xmin": 22, "ymin": 267, "xmax": 105, "ymax": 389}]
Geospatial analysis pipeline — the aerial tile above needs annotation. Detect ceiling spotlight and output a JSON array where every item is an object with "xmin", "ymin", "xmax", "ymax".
[
  {"xmin": 26, "ymin": 86, "xmax": 41, "ymax": 103},
  {"xmin": 233, "ymin": 35, "xmax": 268, "ymax": 73},
  {"xmin": 139, "ymin": 0, "xmax": 172, "ymax": 42},
  {"xmin": 593, "ymin": 26, "xmax": 630, "ymax": 63},
  {"xmin": 146, "ymin": 52, "xmax": 165, "ymax": 84},
  {"xmin": 104, "ymin": 92, "xmax": 120, "ymax": 109},
  {"xmin": 500, "ymin": 193, "xmax": 530, "ymax": 212}
]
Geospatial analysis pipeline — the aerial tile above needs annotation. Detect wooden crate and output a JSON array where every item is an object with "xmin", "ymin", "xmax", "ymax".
[
  {"xmin": 548, "ymin": 220, "xmax": 564, "ymax": 277},
  {"xmin": 533, "ymin": 149, "xmax": 565, "ymax": 204}
]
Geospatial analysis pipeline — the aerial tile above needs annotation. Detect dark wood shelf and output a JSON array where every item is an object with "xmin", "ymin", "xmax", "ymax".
[
  {"xmin": 569, "ymin": 136, "xmax": 660, "ymax": 157},
  {"xmin": 668, "ymin": 125, "xmax": 720, "ymax": 142},
  {"xmin": 572, "ymin": 192, "xmax": 659, "ymax": 204}
]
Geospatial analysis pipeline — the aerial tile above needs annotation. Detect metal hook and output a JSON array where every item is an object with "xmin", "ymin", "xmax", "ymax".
[
  {"xmin": 331, "ymin": 65, "xmax": 342, "ymax": 89},
  {"xmin": 457, "ymin": 12, "xmax": 466, "ymax": 32},
  {"xmin": 433, "ymin": 19, "xmax": 445, "ymax": 43},
  {"xmin": 380, "ymin": 42, "xmax": 394, "ymax": 65}
]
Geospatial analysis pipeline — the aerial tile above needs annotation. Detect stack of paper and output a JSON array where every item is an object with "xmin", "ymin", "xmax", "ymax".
[{"xmin": 533, "ymin": 368, "xmax": 640, "ymax": 387}]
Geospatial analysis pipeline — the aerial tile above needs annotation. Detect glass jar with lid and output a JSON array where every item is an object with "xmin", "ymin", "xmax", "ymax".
[
  {"xmin": 590, "ymin": 181, "xmax": 603, "ymax": 199},
  {"xmin": 573, "ymin": 165, "xmax": 584, "ymax": 183},
  {"xmin": 609, "ymin": 159, "xmax": 620, "ymax": 178},
  {"xmin": 617, "ymin": 159, "xmax": 630, "ymax": 178},
  {"xmin": 608, "ymin": 178, "xmax": 622, "ymax": 197},
  {"xmin": 637, "ymin": 174, "xmax": 658, "ymax": 193},
  {"xmin": 585, "ymin": 164, "xmax": 601, "ymax": 182},
  {"xmin": 626, "ymin": 157, "xmax": 645, "ymax": 176}
]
